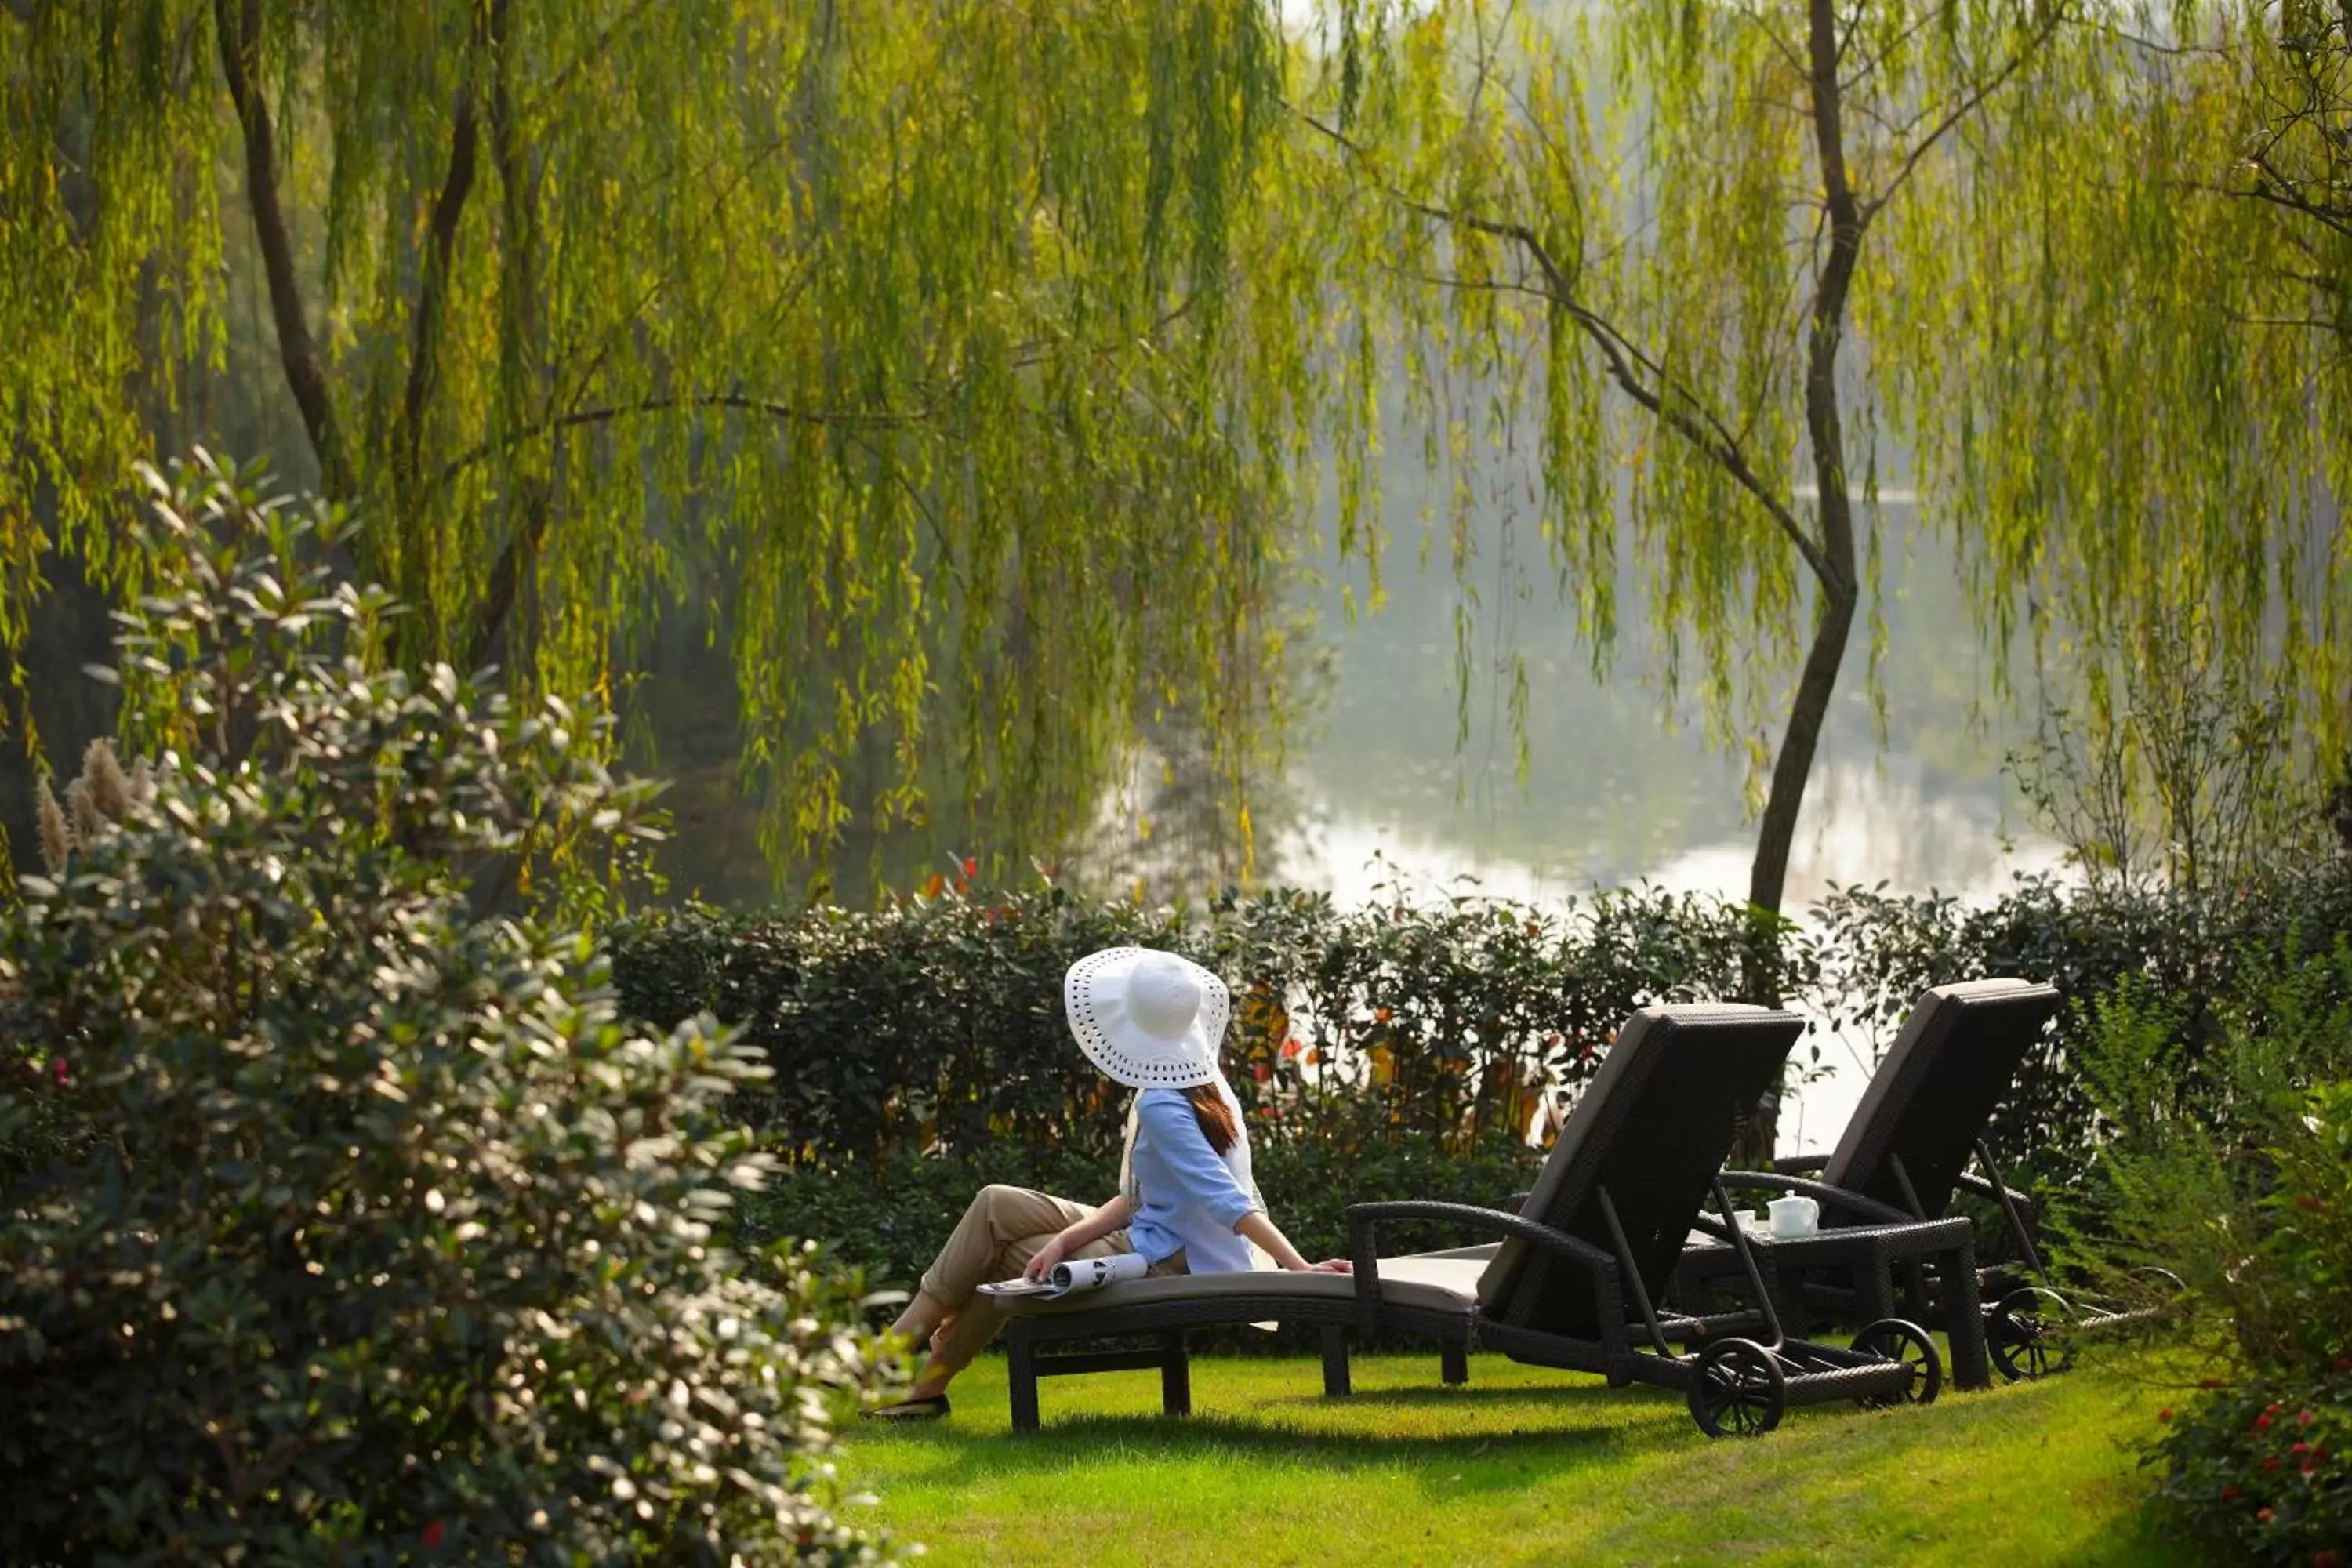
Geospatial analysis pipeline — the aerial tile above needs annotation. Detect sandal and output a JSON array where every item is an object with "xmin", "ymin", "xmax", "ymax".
[{"xmin": 862, "ymin": 1393, "xmax": 951, "ymax": 1422}]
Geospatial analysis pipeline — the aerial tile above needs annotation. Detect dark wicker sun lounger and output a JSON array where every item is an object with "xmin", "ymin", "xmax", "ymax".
[
  {"xmin": 1001, "ymin": 1003, "xmax": 1942, "ymax": 1435},
  {"xmin": 1673, "ymin": 978, "xmax": 2089, "ymax": 1384},
  {"xmin": 1346, "ymin": 1003, "xmax": 1948, "ymax": 1436}
]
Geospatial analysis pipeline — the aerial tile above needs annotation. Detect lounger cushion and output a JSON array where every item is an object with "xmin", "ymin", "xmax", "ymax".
[
  {"xmin": 1820, "ymin": 978, "xmax": 2060, "ymax": 1219},
  {"xmin": 1003, "ymin": 1253, "xmax": 1483, "ymax": 1319}
]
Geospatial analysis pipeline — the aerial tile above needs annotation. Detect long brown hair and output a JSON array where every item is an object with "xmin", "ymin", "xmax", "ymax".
[{"xmin": 1183, "ymin": 1082, "xmax": 1238, "ymax": 1155}]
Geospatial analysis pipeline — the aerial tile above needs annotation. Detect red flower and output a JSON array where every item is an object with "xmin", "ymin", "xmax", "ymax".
[
  {"xmin": 2258, "ymin": 1508, "xmax": 2274, "ymax": 1523},
  {"xmin": 423, "ymin": 1520, "xmax": 445, "ymax": 1548},
  {"xmin": 2269, "ymin": 1402, "xmax": 2285, "ymax": 1414},
  {"xmin": 2266, "ymin": 1457, "xmax": 2281, "ymax": 1472},
  {"xmin": 49, "ymin": 1056, "xmax": 69, "ymax": 1087},
  {"xmin": 961, "ymin": 856, "xmax": 978, "ymax": 879},
  {"xmin": 2158, "ymin": 1409, "xmax": 2172, "ymax": 1422},
  {"xmin": 1280, "ymin": 1038, "xmax": 1302, "ymax": 1059},
  {"xmin": 2223, "ymin": 1486, "xmax": 2239, "ymax": 1501},
  {"xmin": 2294, "ymin": 1441, "xmax": 2310, "ymax": 1456},
  {"xmin": 2305, "ymin": 1460, "xmax": 2320, "ymax": 1478},
  {"xmin": 1252, "ymin": 1063, "xmax": 1269, "ymax": 1082},
  {"xmin": 2300, "ymin": 1409, "xmax": 2317, "ymax": 1427},
  {"xmin": 1374, "ymin": 1007, "xmax": 1393, "ymax": 1023},
  {"xmin": 2256, "ymin": 1413, "xmax": 2274, "ymax": 1430},
  {"xmin": 2317, "ymin": 1552, "xmax": 2340, "ymax": 1568}
]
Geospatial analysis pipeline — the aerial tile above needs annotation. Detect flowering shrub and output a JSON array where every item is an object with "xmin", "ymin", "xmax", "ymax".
[
  {"xmin": 0, "ymin": 457, "xmax": 900, "ymax": 1565},
  {"xmin": 2068, "ymin": 946, "xmax": 2352, "ymax": 1562},
  {"xmin": 2151, "ymin": 1372, "xmax": 2352, "ymax": 1563}
]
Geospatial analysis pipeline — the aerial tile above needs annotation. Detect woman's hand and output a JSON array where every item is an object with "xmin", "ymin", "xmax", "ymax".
[
  {"xmin": 1023, "ymin": 1232, "xmax": 1072, "ymax": 1282},
  {"xmin": 1301, "ymin": 1258, "xmax": 1352, "ymax": 1274}
]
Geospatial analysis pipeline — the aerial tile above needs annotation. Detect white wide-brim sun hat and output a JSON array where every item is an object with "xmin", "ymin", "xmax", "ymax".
[{"xmin": 1063, "ymin": 946, "xmax": 1231, "ymax": 1089}]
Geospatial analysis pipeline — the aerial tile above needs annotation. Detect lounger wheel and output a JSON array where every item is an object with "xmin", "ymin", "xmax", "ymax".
[
  {"xmin": 1849, "ymin": 1318, "xmax": 1943, "ymax": 1408},
  {"xmin": 1688, "ymin": 1338, "xmax": 1785, "ymax": 1439},
  {"xmin": 1987, "ymin": 1287, "xmax": 2074, "ymax": 1381}
]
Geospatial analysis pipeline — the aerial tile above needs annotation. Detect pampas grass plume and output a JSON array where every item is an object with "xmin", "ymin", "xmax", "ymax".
[
  {"xmin": 36, "ymin": 775, "xmax": 71, "ymax": 874},
  {"xmin": 82, "ymin": 738, "xmax": 130, "ymax": 823},
  {"xmin": 64, "ymin": 775, "xmax": 102, "ymax": 850}
]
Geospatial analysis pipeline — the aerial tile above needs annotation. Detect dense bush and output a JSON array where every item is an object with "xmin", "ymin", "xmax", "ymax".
[
  {"xmin": 0, "ymin": 456, "xmax": 898, "ymax": 1566},
  {"xmin": 1815, "ymin": 869, "xmax": 2352, "ymax": 1179},
  {"xmin": 608, "ymin": 858, "xmax": 2352, "ymax": 1244},
  {"xmin": 2063, "ymin": 947, "xmax": 2352, "ymax": 1563},
  {"xmin": 608, "ymin": 883, "xmax": 1812, "ymax": 1174}
]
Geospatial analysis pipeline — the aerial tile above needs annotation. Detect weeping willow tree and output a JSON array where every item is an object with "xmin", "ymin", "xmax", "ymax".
[
  {"xmin": 1272, "ymin": 0, "xmax": 2352, "ymax": 920},
  {"xmin": 10, "ymin": 2, "xmax": 2349, "ymax": 910},
  {"xmin": 0, "ymin": 0, "xmax": 1311, "ymax": 884}
]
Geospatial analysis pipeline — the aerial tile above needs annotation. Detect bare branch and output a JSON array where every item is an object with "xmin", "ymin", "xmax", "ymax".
[
  {"xmin": 437, "ymin": 393, "xmax": 917, "ymax": 486},
  {"xmin": 2097, "ymin": 23, "xmax": 2229, "ymax": 57}
]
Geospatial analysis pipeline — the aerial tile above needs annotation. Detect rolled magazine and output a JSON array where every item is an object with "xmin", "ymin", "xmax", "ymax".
[{"xmin": 977, "ymin": 1250, "xmax": 1151, "ymax": 1300}]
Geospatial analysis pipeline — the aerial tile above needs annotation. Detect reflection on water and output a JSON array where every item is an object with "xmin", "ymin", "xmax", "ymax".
[{"xmin": 1276, "ymin": 760, "xmax": 2073, "ymax": 1156}]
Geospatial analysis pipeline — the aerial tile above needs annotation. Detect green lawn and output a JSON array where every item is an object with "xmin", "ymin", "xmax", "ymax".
[{"xmin": 842, "ymin": 1347, "xmax": 2205, "ymax": 1566}]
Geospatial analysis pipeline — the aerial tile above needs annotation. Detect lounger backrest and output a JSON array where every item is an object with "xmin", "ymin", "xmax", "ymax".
[
  {"xmin": 1819, "ymin": 978, "xmax": 2061, "ymax": 1219},
  {"xmin": 1475, "ymin": 1003, "xmax": 1804, "ymax": 1335}
]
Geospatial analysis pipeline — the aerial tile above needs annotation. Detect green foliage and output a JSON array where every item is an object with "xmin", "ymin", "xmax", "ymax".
[
  {"xmin": 2062, "ymin": 948, "xmax": 2352, "ymax": 1562},
  {"xmin": 2063, "ymin": 952, "xmax": 2352, "ymax": 1373},
  {"xmin": 1813, "ymin": 866, "xmax": 2352, "ymax": 1180},
  {"xmin": 607, "ymin": 880, "xmax": 1810, "ymax": 1172},
  {"xmin": 2006, "ymin": 608, "xmax": 2331, "ymax": 900},
  {"xmin": 0, "ymin": 459, "xmax": 900, "ymax": 1564},
  {"xmin": 1, "ymin": 0, "xmax": 1301, "ymax": 884},
  {"xmin": 1272, "ymin": 2, "xmax": 2352, "ymax": 912},
  {"xmin": 14, "ymin": 0, "xmax": 2349, "ymax": 920}
]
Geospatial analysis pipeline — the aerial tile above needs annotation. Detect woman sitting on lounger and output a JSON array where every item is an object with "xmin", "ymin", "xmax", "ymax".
[{"xmin": 867, "ymin": 946, "xmax": 1349, "ymax": 1420}]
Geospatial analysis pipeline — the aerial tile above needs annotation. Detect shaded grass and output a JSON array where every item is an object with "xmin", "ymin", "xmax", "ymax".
[{"xmin": 843, "ymin": 1346, "xmax": 2204, "ymax": 1566}]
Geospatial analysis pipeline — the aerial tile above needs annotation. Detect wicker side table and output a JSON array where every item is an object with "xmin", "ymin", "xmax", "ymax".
[{"xmin": 1673, "ymin": 1214, "xmax": 1988, "ymax": 1390}]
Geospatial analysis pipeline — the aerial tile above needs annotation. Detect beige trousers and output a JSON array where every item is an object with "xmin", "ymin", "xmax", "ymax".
[{"xmin": 917, "ymin": 1184, "xmax": 1185, "ymax": 1373}]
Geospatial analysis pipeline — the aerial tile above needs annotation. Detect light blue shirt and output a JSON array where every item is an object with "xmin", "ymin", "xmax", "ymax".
[{"xmin": 1125, "ymin": 1087, "xmax": 1262, "ymax": 1273}]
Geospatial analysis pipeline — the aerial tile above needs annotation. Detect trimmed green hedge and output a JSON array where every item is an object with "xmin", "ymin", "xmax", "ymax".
[{"xmin": 606, "ymin": 861, "xmax": 2352, "ymax": 1291}]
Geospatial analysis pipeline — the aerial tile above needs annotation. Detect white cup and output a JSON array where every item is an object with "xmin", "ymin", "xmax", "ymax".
[{"xmin": 1768, "ymin": 1195, "xmax": 1821, "ymax": 1239}]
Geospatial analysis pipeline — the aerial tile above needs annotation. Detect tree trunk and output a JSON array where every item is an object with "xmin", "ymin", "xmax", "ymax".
[
  {"xmin": 214, "ymin": 0, "xmax": 350, "ymax": 500},
  {"xmin": 1730, "ymin": 0, "xmax": 1868, "ymax": 1166}
]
